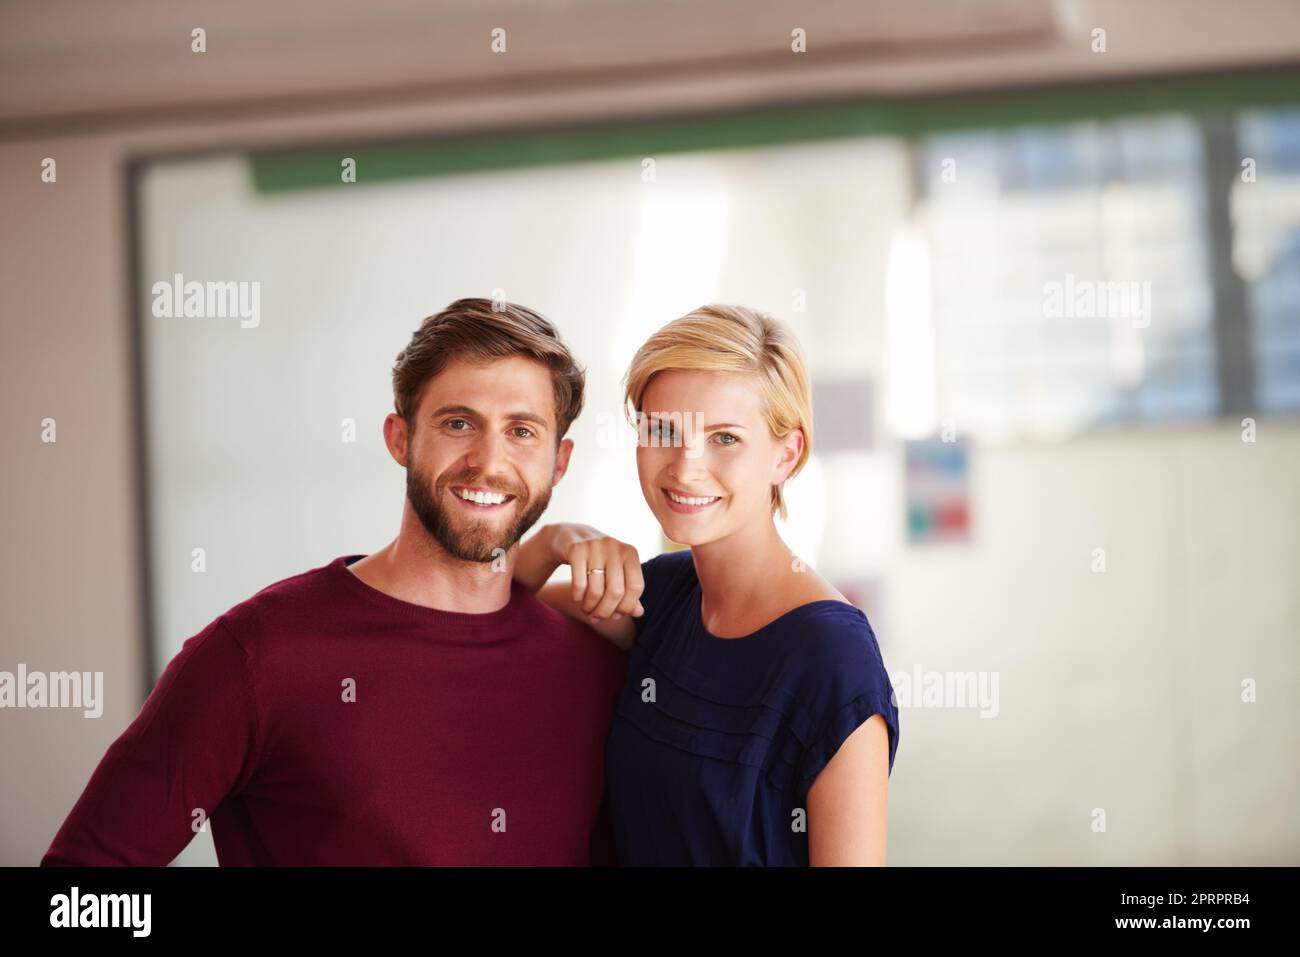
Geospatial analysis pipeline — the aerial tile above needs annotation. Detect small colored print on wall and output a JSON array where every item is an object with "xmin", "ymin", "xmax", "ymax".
[{"xmin": 905, "ymin": 438, "xmax": 971, "ymax": 544}]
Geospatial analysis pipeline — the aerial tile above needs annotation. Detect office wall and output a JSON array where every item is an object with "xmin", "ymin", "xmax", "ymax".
[
  {"xmin": 885, "ymin": 425, "xmax": 1300, "ymax": 864},
  {"xmin": 0, "ymin": 135, "xmax": 144, "ymax": 866}
]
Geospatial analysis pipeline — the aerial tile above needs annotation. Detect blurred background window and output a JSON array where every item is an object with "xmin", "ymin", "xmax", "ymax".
[
  {"xmin": 917, "ymin": 115, "xmax": 1219, "ymax": 441},
  {"xmin": 1236, "ymin": 108, "xmax": 1300, "ymax": 413}
]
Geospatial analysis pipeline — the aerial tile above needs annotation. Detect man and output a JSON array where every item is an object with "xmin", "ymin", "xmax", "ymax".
[{"xmin": 42, "ymin": 298, "xmax": 629, "ymax": 865}]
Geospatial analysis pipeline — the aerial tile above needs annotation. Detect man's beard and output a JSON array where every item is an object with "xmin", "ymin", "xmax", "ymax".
[{"xmin": 406, "ymin": 460, "xmax": 551, "ymax": 564}]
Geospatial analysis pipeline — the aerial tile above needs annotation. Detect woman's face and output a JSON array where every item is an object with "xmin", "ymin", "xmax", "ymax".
[{"xmin": 635, "ymin": 369, "xmax": 801, "ymax": 547}]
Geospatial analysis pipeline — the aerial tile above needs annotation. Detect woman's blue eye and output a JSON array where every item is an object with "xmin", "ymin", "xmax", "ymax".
[{"xmin": 714, "ymin": 432, "xmax": 739, "ymax": 445}]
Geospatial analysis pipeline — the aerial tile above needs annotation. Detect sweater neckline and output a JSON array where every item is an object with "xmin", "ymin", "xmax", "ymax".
[{"xmin": 330, "ymin": 554, "xmax": 527, "ymax": 633}]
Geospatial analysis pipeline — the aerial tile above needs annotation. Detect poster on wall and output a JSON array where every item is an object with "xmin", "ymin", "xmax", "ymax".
[{"xmin": 905, "ymin": 438, "xmax": 971, "ymax": 544}]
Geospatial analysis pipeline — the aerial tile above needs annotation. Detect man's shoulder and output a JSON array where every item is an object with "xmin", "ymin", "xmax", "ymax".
[
  {"xmin": 511, "ymin": 581, "xmax": 592, "ymax": 634},
  {"xmin": 511, "ymin": 583, "xmax": 629, "ymax": 659},
  {"xmin": 217, "ymin": 555, "xmax": 351, "ymax": 641}
]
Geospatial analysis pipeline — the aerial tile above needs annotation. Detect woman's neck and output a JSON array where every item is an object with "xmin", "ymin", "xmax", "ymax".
[{"xmin": 690, "ymin": 519, "xmax": 795, "ymax": 628}]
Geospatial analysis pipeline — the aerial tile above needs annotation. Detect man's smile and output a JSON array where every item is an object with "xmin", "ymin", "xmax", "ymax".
[{"xmin": 448, "ymin": 485, "xmax": 517, "ymax": 510}]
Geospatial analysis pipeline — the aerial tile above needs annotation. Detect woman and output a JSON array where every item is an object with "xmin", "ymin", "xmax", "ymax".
[{"xmin": 515, "ymin": 304, "xmax": 898, "ymax": 865}]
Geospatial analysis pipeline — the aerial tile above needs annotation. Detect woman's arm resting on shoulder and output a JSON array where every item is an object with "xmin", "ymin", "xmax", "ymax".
[
  {"xmin": 516, "ymin": 523, "xmax": 644, "ymax": 650},
  {"xmin": 512, "ymin": 523, "xmax": 572, "ymax": 593},
  {"xmin": 806, "ymin": 713, "xmax": 890, "ymax": 866},
  {"xmin": 538, "ymin": 582, "xmax": 635, "ymax": 651}
]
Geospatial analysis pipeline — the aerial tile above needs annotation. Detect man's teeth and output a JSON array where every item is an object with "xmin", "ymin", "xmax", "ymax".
[
  {"xmin": 455, "ymin": 488, "xmax": 509, "ymax": 506},
  {"xmin": 667, "ymin": 490, "xmax": 720, "ymax": 506}
]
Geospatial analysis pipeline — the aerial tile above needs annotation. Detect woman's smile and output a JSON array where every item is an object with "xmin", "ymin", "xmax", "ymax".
[{"xmin": 661, "ymin": 486, "xmax": 724, "ymax": 514}]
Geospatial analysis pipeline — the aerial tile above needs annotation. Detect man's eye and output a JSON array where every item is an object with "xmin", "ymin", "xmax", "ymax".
[
  {"xmin": 513, "ymin": 426, "xmax": 535, "ymax": 439},
  {"xmin": 447, "ymin": 418, "xmax": 472, "ymax": 431}
]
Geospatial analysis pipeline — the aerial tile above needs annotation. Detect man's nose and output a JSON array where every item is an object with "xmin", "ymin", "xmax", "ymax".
[{"xmin": 463, "ymin": 428, "xmax": 512, "ymax": 477}]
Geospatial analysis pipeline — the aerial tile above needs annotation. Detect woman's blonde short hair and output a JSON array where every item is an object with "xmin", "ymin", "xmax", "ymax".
[{"xmin": 622, "ymin": 304, "xmax": 813, "ymax": 520}]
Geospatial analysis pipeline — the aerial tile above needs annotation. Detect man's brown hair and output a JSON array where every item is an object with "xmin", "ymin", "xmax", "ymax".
[{"xmin": 392, "ymin": 298, "xmax": 586, "ymax": 441}]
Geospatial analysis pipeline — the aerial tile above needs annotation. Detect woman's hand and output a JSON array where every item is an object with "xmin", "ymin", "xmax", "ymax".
[
  {"xmin": 515, "ymin": 524, "xmax": 644, "ymax": 647},
  {"xmin": 547, "ymin": 524, "xmax": 645, "ymax": 622}
]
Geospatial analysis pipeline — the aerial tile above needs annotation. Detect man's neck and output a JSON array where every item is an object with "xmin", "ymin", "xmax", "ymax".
[{"xmin": 348, "ymin": 512, "xmax": 516, "ymax": 614}]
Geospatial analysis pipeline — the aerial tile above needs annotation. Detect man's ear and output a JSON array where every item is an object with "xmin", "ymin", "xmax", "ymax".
[
  {"xmin": 551, "ymin": 437, "xmax": 575, "ymax": 486},
  {"xmin": 772, "ymin": 428, "xmax": 805, "ymax": 484},
  {"xmin": 383, "ymin": 413, "xmax": 410, "ymax": 467}
]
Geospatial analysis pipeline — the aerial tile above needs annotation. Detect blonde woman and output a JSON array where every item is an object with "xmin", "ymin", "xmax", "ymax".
[{"xmin": 515, "ymin": 305, "xmax": 898, "ymax": 865}]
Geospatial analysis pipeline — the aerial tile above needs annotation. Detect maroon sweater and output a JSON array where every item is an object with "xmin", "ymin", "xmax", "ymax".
[{"xmin": 42, "ymin": 555, "xmax": 629, "ymax": 866}]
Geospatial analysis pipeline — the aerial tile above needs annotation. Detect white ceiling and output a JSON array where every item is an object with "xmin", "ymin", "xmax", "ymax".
[{"xmin": 2, "ymin": 0, "xmax": 1298, "ymax": 136}]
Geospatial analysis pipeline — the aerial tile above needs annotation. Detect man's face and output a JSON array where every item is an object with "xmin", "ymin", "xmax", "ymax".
[{"xmin": 396, "ymin": 355, "xmax": 572, "ymax": 563}]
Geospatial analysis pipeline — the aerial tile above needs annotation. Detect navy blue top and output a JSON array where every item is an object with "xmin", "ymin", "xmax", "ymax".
[{"xmin": 604, "ymin": 549, "xmax": 899, "ymax": 866}]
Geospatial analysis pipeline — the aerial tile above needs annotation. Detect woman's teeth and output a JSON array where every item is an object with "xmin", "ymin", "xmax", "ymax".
[
  {"xmin": 666, "ymin": 489, "xmax": 720, "ymax": 506},
  {"xmin": 455, "ymin": 488, "xmax": 510, "ymax": 506}
]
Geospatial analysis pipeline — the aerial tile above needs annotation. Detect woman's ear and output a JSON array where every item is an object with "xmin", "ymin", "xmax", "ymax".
[{"xmin": 772, "ymin": 428, "xmax": 805, "ymax": 484}]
